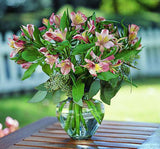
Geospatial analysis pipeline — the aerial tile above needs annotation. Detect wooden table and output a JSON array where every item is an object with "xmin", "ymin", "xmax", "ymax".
[{"xmin": 0, "ymin": 117, "xmax": 160, "ymax": 149}]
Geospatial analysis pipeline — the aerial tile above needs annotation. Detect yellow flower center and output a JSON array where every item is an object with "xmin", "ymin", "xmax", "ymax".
[
  {"xmin": 95, "ymin": 64, "xmax": 101, "ymax": 72},
  {"xmin": 75, "ymin": 14, "xmax": 83, "ymax": 24}
]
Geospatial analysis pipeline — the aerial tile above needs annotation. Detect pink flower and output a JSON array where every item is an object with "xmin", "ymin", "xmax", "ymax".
[
  {"xmin": 49, "ymin": 13, "xmax": 61, "ymax": 27},
  {"xmin": 38, "ymin": 47, "xmax": 48, "ymax": 54},
  {"xmin": 21, "ymin": 62, "xmax": 32, "ymax": 69},
  {"xmin": 88, "ymin": 19, "xmax": 96, "ymax": 34},
  {"xmin": 130, "ymin": 37, "xmax": 142, "ymax": 50},
  {"xmin": 82, "ymin": 59, "xmax": 110, "ymax": 77},
  {"xmin": 82, "ymin": 51, "xmax": 115, "ymax": 76},
  {"xmin": 3, "ymin": 128, "xmax": 10, "ymax": 136},
  {"xmin": 42, "ymin": 18, "xmax": 49, "ymax": 26},
  {"xmin": 45, "ymin": 54, "xmax": 58, "ymax": 69},
  {"xmin": 44, "ymin": 28, "xmax": 67, "ymax": 42},
  {"xmin": 22, "ymin": 24, "xmax": 34, "ymax": 39},
  {"xmin": 96, "ymin": 17, "xmax": 106, "ymax": 23},
  {"xmin": 57, "ymin": 59, "xmax": 75, "ymax": 75},
  {"xmin": 95, "ymin": 29, "xmax": 114, "ymax": 54},
  {"xmin": 8, "ymin": 35, "xmax": 25, "ymax": 57},
  {"xmin": 73, "ymin": 31, "xmax": 89, "ymax": 43},
  {"xmin": 0, "ymin": 130, "xmax": 4, "ymax": 138},
  {"xmin": 39, "ymin": 26, "xmax": 46, "ymax": 31},
  {"xmin": 128, "ymin": 24, "xmax": 139, "ymax": 41},
  {"xmin": 5, "ymin": 117, "xmax": 19, "ymax": 129},
  {"xmin": 70, "ymin": 11, "xmax": 87, "ymax": 29}
]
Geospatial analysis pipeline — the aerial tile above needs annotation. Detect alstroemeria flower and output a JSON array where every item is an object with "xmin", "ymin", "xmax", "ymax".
[
  {"xmin": 42, "ymin": 18, "xmax": 49, "ymax": 26},
  {"xmin": 57, "ymin": 59, "xmax": 75, "ymax": 75},
  {"xmin": 21, "ymin": 62, "xmax": 32, "ymax": 69},
  {"xmin": 49, "ymin": 13, "xmax": 61, "ymax": 27},
  {"xmin": 88, "ymin": 19, "xmax": 96, "ymax": 34},
  {"xmin": 95, "ymin": 29, "xmax": 114, "ymax": 53},
  {"xmin": 22, "ymin": 24, "xmax": 34, "ymax": 39},
  {"xmin": 82, "ymin": 51, "xmax": 115, "ymax": 76},
  {"xmin": 5, "ymin": 117, "xmax": 19, "ymax": 131},
  {"xmin": 44, "ymin": 28, "xmax": 67, "ymax": 42},
  {"xmin": 38, "ymin": 47, "xmax": 48, "ymax": 54},
  {"xmin": 8, "ymin": 35, "xmax": 25, "ymax": 57},
  {"xmin": 39, "ymin": 26, "xmax": 46, "ymax": 31},
  {"xmin": 82, "ymin": 59, "xmax": 110, "ymax": 77},
  {"xmin": 45, "ymin": 54, "xmax": 58, "ymax": 69},
  {"xmin": 96, "ymin": 16, "xmax": 106, "ymax": 23},
  {"xmin": 128, "ymin": 24, "xmax": 139, "ymax": 41},
  {"xmin": 70, "ymin": 11, "xmax": 87, "ymax": 29},
  {"xmin": 130, "ymin": 37, "xmax": 142, "ymax": 50},
  {"xmin": 73, "ymin": 31, "xmax": 89, "ymax": 43},
  {"xmin": 0, "ymin": 123, "xmax": 4, "ymax": 138}
]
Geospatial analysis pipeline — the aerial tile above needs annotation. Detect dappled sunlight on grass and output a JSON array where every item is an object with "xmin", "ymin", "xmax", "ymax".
[
  {"xmin": 0, "ymin": 78, "xmax": 160, "ymax": 127},
  {"xmin": 102, "ymin": 79, "xmax": 160, "ymax": 123},
  {"xmin": 0, "ymin": 95, "xmax": 55, "ymax": 128}
]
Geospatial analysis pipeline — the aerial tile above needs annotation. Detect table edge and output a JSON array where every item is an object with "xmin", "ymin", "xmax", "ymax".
[{"xmin": 0, "ymin": 117, "xmax": 57, "ymax": 149}]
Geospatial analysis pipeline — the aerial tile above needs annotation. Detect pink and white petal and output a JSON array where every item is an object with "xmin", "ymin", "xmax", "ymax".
[
  {"xmin": 104, "ymin": 41, "xmax": 114, "ymax": 49},
  {"xmin": 101, "ymin": 29, "xmax": 109, "ymax": 38},
  {"xmin": 49, "ymin": 13, "xmax": 55, "ymax": 25},
  {"xmin": 3, "ymin": 128, "xmax": 10, "ymax": 136},
  {"xmin": 10, "ymin": 50, "xmax": 17, "ymax": 58},
  {"xmin": 89, "ymin": 69, "xmax": 97, "ymax": 77},
  {"xmin": 103, "ymin": 55, "xmax": 115, "ymax": 61},
  {"xmin": 99, "ymin": 62, "xmax": 109, "ymax": 72},
  {"xmin": 0, "ymin": 123, "xmax": 2, "ymax": 130},
  {"xmin": 61, "ymin": 66, "xmax": 70, "ymax": 75}
]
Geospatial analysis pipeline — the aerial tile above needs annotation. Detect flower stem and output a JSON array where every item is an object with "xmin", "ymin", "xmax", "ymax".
[
  {"xmin": 75, "ymin": 103, "xmax": 80, "ymax": 135},
  {"xmin": 85, "ymin": 100, "xmax": 101, "ymax": 124},
  {"xmin": 64, "ymin": 101, "xmax": 73, "ymax": 131},
  {"xmin": 79, "ymin": 106, "xmax": 88, "ymax": 131},
  {"xmin": 57, "ymin": 100, "xmax": 66, "ymax": 121}
]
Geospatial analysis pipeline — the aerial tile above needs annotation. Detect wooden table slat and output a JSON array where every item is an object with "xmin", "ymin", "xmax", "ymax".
[
  {"xmin": 102, "ymin": 120, "xmax": 160, "ymax": 128},
  {"xmin": 25, "ymin": 135, "xmax": 145, "ymax": 145},
  {"xmin": 48, "ymin": 122, "xmax": 157, "ymax": 132},
  {"xmin": 32, "ymin": 131, "xmax": 149, "ymax": 140},
  {"xmin": 41, "ymin": 128, "xmax": 154, "ymax": 135},
  {"xmin": 0, "ymin": 117, "xmax": 160, "ymax": 149},
  {"xmin": 15, "ymin": 140, "xmax": 141, "ymax": 149}
]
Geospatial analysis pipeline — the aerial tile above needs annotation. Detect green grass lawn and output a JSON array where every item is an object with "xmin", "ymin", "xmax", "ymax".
[{"xmin": 0, "ymin": 78, "xmax": 160, "ymax": 128}]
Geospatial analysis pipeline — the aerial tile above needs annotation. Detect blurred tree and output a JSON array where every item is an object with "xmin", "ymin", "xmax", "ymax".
[
  {"xmin": 135, "ymin": 0, "xmax": 160, "ymax": 13},
  {"xmin": 101, "ymin": 0, "xmax": 160, "ymax": 15},
  {"xmin": 52, "ymin": 0, "xmax": 102, "ymax": 12}
]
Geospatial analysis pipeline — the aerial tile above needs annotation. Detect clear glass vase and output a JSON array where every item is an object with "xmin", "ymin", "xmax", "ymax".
[{"xmin": 56, "ymin": 97, "xmax": 104, "ymax": 140}]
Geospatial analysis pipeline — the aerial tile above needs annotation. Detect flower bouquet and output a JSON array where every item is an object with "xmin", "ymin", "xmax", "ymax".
[{"xmin": 9, "ymin": 10, "xmax": 142, "ymax": 140}]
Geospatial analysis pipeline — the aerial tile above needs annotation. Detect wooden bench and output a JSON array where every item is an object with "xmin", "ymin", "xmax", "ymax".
[{"xmin": 0, "ymin": 117, "xmax": 160, "ymax": 149}]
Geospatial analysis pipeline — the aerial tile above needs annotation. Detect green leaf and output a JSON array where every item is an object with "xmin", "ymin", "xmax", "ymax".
[
  {"xmin": 72, "ymin": 80, "xmax": 85, "ymax": 106},
  {"xmin": 28, "ymin": 90, "xmax": 47, "ymax": 103},
  {"xmin": 91, "ymin": 12, "xmax": 96, "ymax": 24},
  {"xmin": 72, "ymin": 43, "xmax": 95, "ymax": 55},
  {"xmin": 60, "ymin": 11, "xmax": 67, "ymax": 31},
  {"xmin": 35, "ymin": 83, "xmax": 47, "ymax": 91},
  {"xmin": 22, "ymin": 63, "xmax": 38, "ymax": 80},
  {"xmin": 21, "ymin": 26, "xmax": 31, "ymax": 39},
  {"xmin": 100, "ymin": 79, "xmax": 122, "ymax": 105},
  {"xmin": 22, "ymin": 50, "xmax": 40, "ymax": 61},
  {"xmin": 33, "ymin": 26, "xmax": 43, "ymax": 45},
  {"xmin": 88, "ymin": 80, "xmax": 100, "ymax": 99},
  {"xmin": 115, "ymin": 50, "xmax": 140, "ymax": 61},
  {"xmin": 52, "ymin": 89, "xmax": 67, "ymax": 104},
  {"xmin": 57, "ymin": 40, "xmax": 70, "ymax": 48},
  {"xmin": 75, "ymin": 66, "xmax": 84, "ymax": 75},
  {"xmin": 97, "ymin": 71, "xmax": 118, "ymax": 81},
  {"xmin": 103, "ymin": 47, "xmax": 117, "ymax": 59},
  {"xmin": 42, "ymin": 64, "xmax": 52, "ymax": 76}
]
